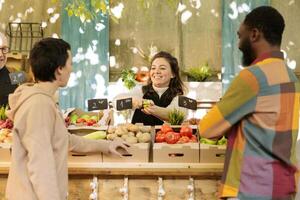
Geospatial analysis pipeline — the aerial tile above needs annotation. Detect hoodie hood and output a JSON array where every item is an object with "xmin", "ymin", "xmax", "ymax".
[{"xmin": 6, "ymin": 83, "xmax": 56, "ymax": 120}]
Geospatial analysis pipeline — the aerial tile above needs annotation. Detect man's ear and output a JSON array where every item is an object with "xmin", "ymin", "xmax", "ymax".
[
  {"xmin": 54, "ymin": 66, "xmax": 63, "ymax": 79},
  {"xmin": 250, "ymin": 28, "xmax": 261, "ymax": 43},
  {"xmin": 56, "ymin": 66, "xmax": 63, "ymax": 75}
]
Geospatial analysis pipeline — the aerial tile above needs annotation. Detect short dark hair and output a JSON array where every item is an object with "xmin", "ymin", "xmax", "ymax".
[
  {"xmin": 29, "ymin": 38, "xmax": 71, "ymax": 82},
  {"xmin": 244, "ymin": 6, "xmax": 285, "ymax": 46},
  {"xmin": 143, "ymin": 51, "xmax": 185, "ymax": 101}
]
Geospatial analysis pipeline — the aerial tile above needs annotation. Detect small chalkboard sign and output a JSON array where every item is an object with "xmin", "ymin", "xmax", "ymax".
[
  {"xmin": 9, "ymin": 71, "xmax": 26, "ymax": 85},
  {"xmin": 87, "ymin": 98, "xmax": 108, "ymax": 111},
  {"xmin": 178, "ymin": 96, "xmax": 197, "ymax": 110},
  {"xmin": 116, "ymin": 98, "xmax": 132, "ymax": 111}
]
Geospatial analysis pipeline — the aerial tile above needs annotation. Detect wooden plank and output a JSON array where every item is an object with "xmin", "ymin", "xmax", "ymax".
[{"xmin": 0, "ymin": 162, "xmax": 223, "ymax": 177}]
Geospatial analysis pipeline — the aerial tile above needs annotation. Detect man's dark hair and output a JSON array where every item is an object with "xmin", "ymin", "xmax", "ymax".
[
  {"xmin": 29, "ymin": 38, "xmax": 71, "ymax": 82},
  {"xmin": 244, "ymin": 6, "xmax": 285, "ymax": 46}
]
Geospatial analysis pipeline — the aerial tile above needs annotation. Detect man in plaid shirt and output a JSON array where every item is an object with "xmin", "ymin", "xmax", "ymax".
[{"xmin": 200, "ymin": 6, "xmax": 299, "ymax": 200}]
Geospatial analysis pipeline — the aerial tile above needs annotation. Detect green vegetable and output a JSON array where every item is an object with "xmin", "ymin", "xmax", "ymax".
[
  {"xmin": 168, "ymin": 109, "xmax": 185, "ymax": 125},
  {"xmin": 217, "ymin": 136, "xmax": 227, "ymax": 145},
  {"xmin": 83, "ymin": 131, "xmax": 106, "ymax": 140},
  {"xmin": 200, "ymin": 136, "xmax": 227, "ymax": 145},
  {"xmin": 200, "ymin": 137, "xmax": 217, "ymax": 145}
]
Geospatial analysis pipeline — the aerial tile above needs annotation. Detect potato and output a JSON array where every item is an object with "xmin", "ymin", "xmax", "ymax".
[
  {"xmin": 136, "ymin": 132, "xmax": 143, "ymax": 139},
  {"xmin": 127, "ymin": 124, "xmax": 139, "ymax": 132},
  {"xmin": 106, "ymin": 133, "xmax": 117, "ymax": 140},
  {"xmin": 115, "ymin": 126, "xmax": 128, "ymax": 136},
  {"xmin": 107, "ymin": 127, "xmax": 116, "ymax": 134},
  {"xmin": 125, "ymin": 136, "xmax": 138, "ymax": 144},
  {"xmin": 128, "ymin": 132, "xmax": 135, "ymax": 137},
  {"xmin": 121, "ymin": 134, "xmax": 129, "ymax": 140},
  {"xmin": 139, "ymin": 126, "xmax": 151, "ymax": 133},
  {"xmin": 138, "ymin": 133, "xmax": 151, "ymax": 143}
]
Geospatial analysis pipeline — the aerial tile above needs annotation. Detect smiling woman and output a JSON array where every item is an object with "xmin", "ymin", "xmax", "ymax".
[{"xmin": 114, "ymin": 51, "xmax": 187, "ymax": 126}]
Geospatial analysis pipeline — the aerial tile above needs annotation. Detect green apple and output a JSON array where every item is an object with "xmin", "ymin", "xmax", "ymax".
[
  {"xmin": 70, "ymin": 114, "xmax": 79, "ymax": 124},
  {"xmin": 83, "ymin": 131, "xmax": 106, "ymax": 140}
]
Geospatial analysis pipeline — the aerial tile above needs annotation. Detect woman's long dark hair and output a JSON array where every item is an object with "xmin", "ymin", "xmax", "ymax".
[{"xmin": 142, "ymin": 51, "xmax": 185, "ymax": 102}]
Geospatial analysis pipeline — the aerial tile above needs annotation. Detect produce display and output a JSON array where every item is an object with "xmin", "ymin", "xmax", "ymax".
[
  {"xmin": 81, "ymin": 123, "xmax": 152, "ymax": 144},
  {"xmin": 155, "ymin": 124, "xmax": 198, "ymax": 144},
  {"xmin": 200, "ymin": 136, "xmax": 227, "ymax": 145},
  {"xmin": 106, "ymin": 123, "xmax": 152, "ymax": 144},
  {"xmin": 66, "ymin": 109, "xmax": 102, "ymax": 127},
  {"xmin": 0, "ymin": 105, "xmax": 13, "ymax": 144}
]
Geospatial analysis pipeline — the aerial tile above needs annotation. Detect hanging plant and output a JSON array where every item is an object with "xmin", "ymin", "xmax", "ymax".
[
  {"xmin": 62, "ymin": 0, "xmax": 108, "ymax": 22},
  {"xmin": 61, "ymin": 0, "xmax": 177, "ymax": 23},
  {"xmin": 121, "ymin": 68, "xmax": 136, "ymax": 90}
]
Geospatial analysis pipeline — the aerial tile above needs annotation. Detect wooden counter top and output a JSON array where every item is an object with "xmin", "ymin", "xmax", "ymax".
[{"xmin": 0, "ymin": 162, "xmax": 223, "ymax": 177}]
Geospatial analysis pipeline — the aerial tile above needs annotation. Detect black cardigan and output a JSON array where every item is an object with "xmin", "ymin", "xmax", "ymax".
[
  {"xmin": 0, "ymin": 66, "xmax": 18, "ymax": 106},
  {"xmin": 131, "ymin": 86, "xmax": 175, "ymax": 126}
]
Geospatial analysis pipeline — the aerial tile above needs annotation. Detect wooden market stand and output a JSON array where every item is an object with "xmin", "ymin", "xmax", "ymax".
[{"xmin": 0, "ymin": 161, "xmax": 223, "ymax": 200}]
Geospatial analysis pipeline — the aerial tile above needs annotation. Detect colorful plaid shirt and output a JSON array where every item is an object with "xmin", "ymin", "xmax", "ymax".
[{"xmin": 199, "ymin": 51, "xmax": 299, "ymax": 199}]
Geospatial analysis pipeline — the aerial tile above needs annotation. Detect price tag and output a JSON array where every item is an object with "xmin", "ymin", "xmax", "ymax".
[
  {"xmin": 178, "ymin": 96, "xmax": 197, "ymax": 110},
  {"xmin": 116, "ymin": 98, "xmax": 132, "ymax": 111},
  {"xmin": 9, "ymin": 71, "xmax": 26, "ymax": 85},
  {"xmin": 87, "ymin": 98, "xmax": 108, "ymax": 111}
]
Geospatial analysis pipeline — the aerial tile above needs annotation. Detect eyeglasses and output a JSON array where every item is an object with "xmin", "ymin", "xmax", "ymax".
[{"xmin": 0, "ymin": 47, "xmax": 9, "ymax": 54}]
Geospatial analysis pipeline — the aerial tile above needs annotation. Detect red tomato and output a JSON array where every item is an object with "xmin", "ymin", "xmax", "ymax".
[
  {"xmin": 180, "ymin": 125, "xmax": 193, "ymax": 138},
  {"xmin": 86, "ymin": 119, "xmax": 97, "ymax": 126},
  {"xmin": 155, "ymin": 132, "xmax": 165, "ymax": 143},
  {"xmin": 177, "ymin": 136, "xmax": 190, "ymax": 144},
  {"xmin": 161, "ymin": 124, "xmax": 173, "ymax": 134},
  {"xmin": 189, "ymin": 135, "xmax": 198, "ymax": 143},
  {"xmin": 76, "ymin": 118, "xmax": 86, "ymax": 123},
  {"xmin": 165, "ymin": 132, "xmax": 179, "ymax": 144},
  {"xmin": 173, "ymin": 132, "xmax": 181, "ymax": 141}
]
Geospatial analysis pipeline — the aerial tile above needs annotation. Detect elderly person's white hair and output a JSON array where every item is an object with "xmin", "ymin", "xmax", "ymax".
[{"xmin": 0, "ymin": 32, "xmax": 8, "ymax": 46}]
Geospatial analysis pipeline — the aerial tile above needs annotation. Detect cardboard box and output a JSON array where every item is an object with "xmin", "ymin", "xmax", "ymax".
[
  {"xmin": 200, "ymin": 144, "xmax": 226, "ymax": 163},
  {"xmin": 68, "ymin": 152, "xmax": 102, "ymax": 163},
  {"xmin": 0, "ymin": 143, "xmax": 11, "ymax": 162},
  {"xmin": 102, "ymin": 124, "xmax": 152, "ymax": 162},
  {"xmin": 152, "ymin": 125, "xmax": 200, "ymax": 163},
  {"xmin": 102, "ymin": 142, "xmax": 150, "ymax": 163}
]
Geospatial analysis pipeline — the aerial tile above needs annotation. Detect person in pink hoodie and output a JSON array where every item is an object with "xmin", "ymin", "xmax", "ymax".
[{"xmin": 5, "ymin": 38, "xmax": 130, "ymax": 200}]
